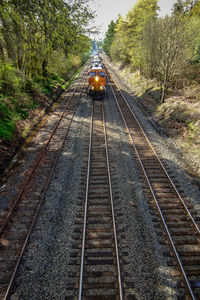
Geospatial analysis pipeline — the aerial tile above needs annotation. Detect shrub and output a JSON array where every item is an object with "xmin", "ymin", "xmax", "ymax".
[
  {"xmin": 0, "ymin": 61, "xmax": 21, "ymax": 95},
  {"xmin": 0, "ymin": 102, "xmax": 15, "ymax": 139}
]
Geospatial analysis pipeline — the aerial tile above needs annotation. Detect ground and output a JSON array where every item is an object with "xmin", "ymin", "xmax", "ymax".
[
  {"xmin": 0, "ymin": 60, "xmax": 200, "ymax": 188},
  {"xmin": 106, "ymin": 57, "xmax": 200, "ymax": 184},
  {"xmin": 0, "ymin": 87, "xmax": 63, "ymax": 180}
]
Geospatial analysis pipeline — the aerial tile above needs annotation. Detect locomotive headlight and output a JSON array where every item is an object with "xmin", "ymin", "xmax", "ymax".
[
  {"xmin": 100, "ymin": 86, "xmax": 103, "ymax": 90},
  {"xmin": 95, "ymin": 76, "xmax": 99, "ymax": 82}
]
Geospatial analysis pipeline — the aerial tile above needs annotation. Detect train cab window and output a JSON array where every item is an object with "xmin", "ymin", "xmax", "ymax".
[
  {"xmin": 98, "ymin": 72, "xmax": 105, "ymax": 77},
  {"xmin": 89, "ymin": 72, "xmax": 96, "ymax": 77}
]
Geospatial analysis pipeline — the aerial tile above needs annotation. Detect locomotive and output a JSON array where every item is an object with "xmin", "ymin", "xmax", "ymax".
[{"xmin": 88, "ymin": 65, "xmax": 106, "ymax": 98}]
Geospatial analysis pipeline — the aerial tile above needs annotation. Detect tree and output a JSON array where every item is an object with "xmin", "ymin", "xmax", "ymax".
[
  {"xmin": 110, "ymin": 15, "xmax": 131, "ymax": 63},
  {"xmin": 152, "ymin": 16, "xmax": 195, "ymax": 102},
  {"xmin": 172, "ymin": 0, "xmax": 200, "ymax": 15},
  {"xmin": 126, "ymin": 0, "xmax": 159, "ymax": 69},
  {"xmin": 0, "ymin": 0, "xmax": 94, "ymax": 78},
  {"xmin": 102, "ymin": 20, "xmax": 116, "ymax": 56},
  {"xmin": 141, "ymin": 17, "xmax": 158, "ymax": 78},
  {"xmin": 172, "ymin": 0, "xmax": 185, "ymax": 15},
  {"xmin": 110, "ymin": 0, "xmax": 159, "ymax": 70},
  {"xmin": 190, "ymin": 0, "xmax": 200, "ymax": 15}
]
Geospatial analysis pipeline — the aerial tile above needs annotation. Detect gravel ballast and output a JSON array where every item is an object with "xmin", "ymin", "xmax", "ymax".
[{"xmin": 7, "ymin": 64, "xmax": 200, "ymax": 299}]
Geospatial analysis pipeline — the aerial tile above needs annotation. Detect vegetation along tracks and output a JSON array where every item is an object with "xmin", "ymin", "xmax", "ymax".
[
  {"xmin": 105, "ymin": 62, "xmax": 200, "ymax": 299},
  {"xmin": 65, "ymin": 99, "xmax": 135, "ymax": 299},
  {"xmin": 0, "ymin": 68, "xmax": 88, "ymax": 300}
]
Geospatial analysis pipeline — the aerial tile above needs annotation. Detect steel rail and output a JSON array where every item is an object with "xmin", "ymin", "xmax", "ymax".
[
  {"xmin": 102, "ymin": 103, "xmax": 123, "ymax": 300},
  {"xmin": 0, "ymin": 71, "xmax": 87, "ymax": 237},
  {"xmin": 3, "ymin": 77, "xmax": 87, "ymax": 300},
  {"xmin": 106, "ymin": 66, "xmax": 200, "ymax": 236},
  {"xmin": 106, "ymin": 73, "xmax": 196, "ymax": 299},
  {"xmin": 118, "ymin": 82, "xmax": 200, "ymax": 236},
  {"xmin": 78, "ymin": 99, "xmax": 93, "ymax": 300}
]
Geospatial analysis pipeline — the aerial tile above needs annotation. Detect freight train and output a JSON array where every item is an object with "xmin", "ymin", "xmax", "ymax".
[{"xmin": 88, "ymin": 59, "xmax": 106, "ymax": 98}]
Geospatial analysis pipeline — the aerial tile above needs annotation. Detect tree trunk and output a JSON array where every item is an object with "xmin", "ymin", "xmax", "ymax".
[
  {"xmin": 0, "ymin": 38, "xmax": 5, "ymax": 61},
  {"xmin": 161, "ymin": 67, "xmax": 168, "ymax": 103},
  {"xmin": 42, "ymin": 58, "xmax": 48, "ymax": 77},
  {"xmin": 161, "ymin": 84, "xmax": 166, "ymax": 103},
  {"xmin": 0, "ymin": 13, "xmax": 16, "ymax": 62}
]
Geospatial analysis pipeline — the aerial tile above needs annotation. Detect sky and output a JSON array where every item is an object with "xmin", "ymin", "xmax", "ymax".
[{"xmin": 89, "ymin": 0, "xmax": 177, "ymax": 40}]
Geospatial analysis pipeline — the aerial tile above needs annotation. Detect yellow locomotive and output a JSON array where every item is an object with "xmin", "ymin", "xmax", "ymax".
[{"xmin": 88, "ymin": 66, "xmax": 106, "ymax": 98}]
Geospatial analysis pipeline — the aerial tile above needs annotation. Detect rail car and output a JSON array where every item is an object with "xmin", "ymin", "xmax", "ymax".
[
  {"xmin": 90, "ymin": 60, "xmax": 104, "ymax": 69},
  {"xmin": 88, "ymin": 67, "xmax": 106, "ymax": 98}
]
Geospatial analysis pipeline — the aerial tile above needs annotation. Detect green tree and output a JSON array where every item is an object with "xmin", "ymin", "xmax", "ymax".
[
  {"xmin": 172, "ymin": 0, "xmax": 185, "ymax": 15},
  {"xmin": 172, "ymin": 0, "xmax": 200, "ymax": 15},
  {"xmin": 110, "ymin": 15, "xmax": 130, "ymax": 62},
  {"xmin": 102, "ymin": 20, "xmax": 116, "ymax": 56},
  {"xmin": 110, "ymin": 0, "xmax": 159, "ymax": 70},
  {"xmin": 190, "ymin": 0, "xmax": 200, "ymax": 15},
  {"xmin": 0, "ymin": 0, "xmax": 94, "ymax": 140},
  {"xmin": 141, "ymin": 17, "xmax": 158, "ymax": 78},
  {"xmin": 0, "ymin": 0, "xmax": 94, "ymax": 78},
  {"xmin": 126, "ymin": 0, "xmax": 159, "ymax": 71}
]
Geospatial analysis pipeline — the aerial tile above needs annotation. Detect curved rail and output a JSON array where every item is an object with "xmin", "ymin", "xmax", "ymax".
[
  {"xmin": 3, "ymin": 72, "xmax": 88, "ymax": 300},
  {"xmin": 0, "ymin": 70, "xmax": 87, "ymax": 237},
  {"xmin": 110, "ymin": 72, "xmax": 200, "ymax": 236},
  {"xmin": 105, "ymin": 63, "xmax": 199, "ymax": 299}
]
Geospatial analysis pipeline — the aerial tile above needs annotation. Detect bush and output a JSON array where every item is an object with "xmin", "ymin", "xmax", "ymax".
[
  {"xmin": 0, "ymin": 102, "xmax": 15, "ymax": 139},
  {"xmin": 0, "ymin": 61, "xmax": 21, "ymax": 95}
]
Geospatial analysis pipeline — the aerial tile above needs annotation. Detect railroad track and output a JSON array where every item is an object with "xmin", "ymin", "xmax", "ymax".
[
  {"xmin": 65, "ymin": 99, "xmax": 135, "ymax": 299},
  {"xmin": 1, "ymin": 57, "xmax": 199, "ymax": 299},
  {"xmin": 0, "ymin": 68, "xmax": 88, "ymax": 300},
  {"xmin": 104, "ymin": 61, "xmax": 200, "ymax": 299}
]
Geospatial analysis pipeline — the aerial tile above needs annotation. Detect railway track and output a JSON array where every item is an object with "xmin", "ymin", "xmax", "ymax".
[
  {"xmin": 104, "ymin": 61, "xmax": 200, "ymax": 299},
  {"xmin": 0, "ymin": 69, "xmax": 88, "ymax": 300},
  {"xmin": 1, "ymin": 57, "xmax": 200, "ymax": 299},
  {"xmin": 65, "ymin": 99, "xmax": 135, "ymax": 299}
]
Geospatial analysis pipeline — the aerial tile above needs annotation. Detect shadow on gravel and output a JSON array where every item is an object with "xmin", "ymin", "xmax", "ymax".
[
  {"xmin": 1, "ymin": 87, "xmax": 200, "ymax": 299},
  {"xmin": 120, "ymin": 87, "xmax": 200, "ymax": 190}
]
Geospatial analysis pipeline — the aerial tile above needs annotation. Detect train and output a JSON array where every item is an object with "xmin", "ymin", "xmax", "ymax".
[{"xmin": 88, "ymin": 59, "xmax": 106, "ymax": 98}]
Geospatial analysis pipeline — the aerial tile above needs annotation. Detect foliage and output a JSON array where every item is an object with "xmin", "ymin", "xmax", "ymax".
[
  {"xmin": 152, "ymin": 17, "xmax": 190, "ymax": 101},
  {"xmin": 0, "ymin": 101, "xmax": 15, "ymax": 139},
  {"xmin": 195, "ymin": 43, "xmax": 200, "ymax": 62},
  {"xmin": 172, "ymin": 0, "xmax": 200, "ymax": 15},
  {"xmin": 110, "ymin": 15, "xmax": 130, "ymax": 62},
  {"xmin": 104, "ymin": 0, "xmax": 200, "ymax": 102},
  {"xmin": 102, "ymin": 20, "xmax": 116, "ymax": 56},
  {"xmin": 0, "ymin": 0, "xmax": 94, "ymax": 140},
  {"xmin": 0, "ymin": 61, "xmax": 21, "ymax": 95},
  {"xmin": 109, "ymin": 0, "xmax": 159, "ymax": 69},
  {"xmin": 150, "ymin": 15, "xmax": 200, "ymax": 101},
  {"xmin": 0, "ymin": 0, "xmax": 94, "ymax": 77},
  {"xmin": 187, "ymin": 121, "xmax": 196, "ymax": 138}
]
